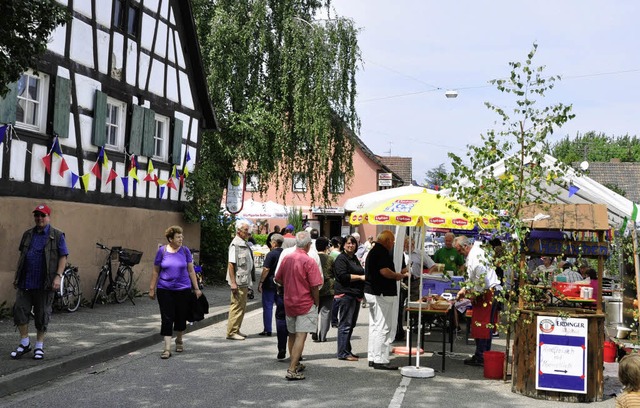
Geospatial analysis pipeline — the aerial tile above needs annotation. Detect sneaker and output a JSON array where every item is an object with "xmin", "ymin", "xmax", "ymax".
[
  {"xmin": 311, "ymin": 333, "xmax": 318, "ymax": 341},
  {"xmin": 226, "ymin": 334, "xmax": 246, "ymax": 340},
  {"xmin": 277, "ymin": 350, "xmax": 286, "ymax": 360},
  {"xmin": 463, "ymin": 356, "xmax": 484, "ymax": 366},
  {"xmin": 285, "ymin": 369, "xmax": 305, "ymax": 381}
]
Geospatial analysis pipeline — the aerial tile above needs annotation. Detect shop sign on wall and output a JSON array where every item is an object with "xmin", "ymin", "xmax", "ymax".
[{"xmin": 536, "ymin": 316, "xmax": 588, "ymax": 394}]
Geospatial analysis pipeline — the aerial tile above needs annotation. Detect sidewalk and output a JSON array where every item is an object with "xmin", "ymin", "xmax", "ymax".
[{"xmin": 0, "ymin": 283, "xmax": 261, "ymax": 398}]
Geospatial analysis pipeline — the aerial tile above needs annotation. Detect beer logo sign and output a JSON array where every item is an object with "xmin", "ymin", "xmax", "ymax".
[
  {"xmin": 429, "ymin": 217, "xmax": 445, "ymax": 224},
  {"xmin": 539, "ymin": 318, "xmax": 555, "ymax": 333}
]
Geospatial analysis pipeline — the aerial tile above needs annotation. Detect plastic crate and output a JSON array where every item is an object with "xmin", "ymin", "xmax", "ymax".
[
  {"xmin": 119, "ymin": 249, "xmax": 143, "ymax": 266},
  {"xmin": 551, "ymin": 281, "xmax": 586, "ymax": 298},
  {"xmin": 422, "ymin": 276, "xmax": 464, "ymax": 296}
]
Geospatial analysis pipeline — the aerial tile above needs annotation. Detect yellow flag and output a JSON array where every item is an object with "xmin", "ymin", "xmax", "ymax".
[
  {"xmin": 128, "ymin": 167, "xmax": 139, "ymax": 182},
  {"xmin": 183, "ymin": 166, "xmax": 190, "ymax": 177},
  {"xmin": 81, "ymin": 173, "xmax": 91, "ymax": 192},
  {"xmin": 157, "ymin": 179, "xmax": 167, "ymax": 186},
  {"xmin": 102, "ymin": 150, "xmax": 109, "ymax": 168},
  {"xmin": 147, "ymin": 159, "xmax": 154, "ymax": 175},
  {"xmin": 171, "ymin": 165, "xmax": 176, "ymax": 178}
]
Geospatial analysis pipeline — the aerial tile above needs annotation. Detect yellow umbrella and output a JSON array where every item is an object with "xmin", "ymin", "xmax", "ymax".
[{"xmin": 348, "ymin": 191, "xmax": 494, "ymax": 230}]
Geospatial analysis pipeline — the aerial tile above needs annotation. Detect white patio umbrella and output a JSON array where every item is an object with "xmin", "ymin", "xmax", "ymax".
[{"xmin": 237, "ymin": 199, "xmax": 289, "ymax": 219}]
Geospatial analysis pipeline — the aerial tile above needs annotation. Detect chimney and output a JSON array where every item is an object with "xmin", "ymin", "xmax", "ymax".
[{"xmin": 610, "ymin": 158, "xmax": 621, "ymax": 163}]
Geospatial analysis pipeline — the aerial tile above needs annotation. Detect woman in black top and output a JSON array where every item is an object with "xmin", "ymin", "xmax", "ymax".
[{"xmin": 334, "ymin": 235, "xmax": 366, "ymax": 361}]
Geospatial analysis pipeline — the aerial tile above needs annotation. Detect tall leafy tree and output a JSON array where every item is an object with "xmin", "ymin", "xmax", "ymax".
[
  {"xmin": 424, "ymin": 163, "xmax": 447, "ymax": 189},
  {"xmin": 552, "ymin": 131, "xmax": 640, "ymax": 163},
  {"xmin": 0, "ymin": 0, "xmax": 69, "ymax": 97},
  {"xmin": 190, "ymin": 0, "xmax": 360, "ymax": 219}
]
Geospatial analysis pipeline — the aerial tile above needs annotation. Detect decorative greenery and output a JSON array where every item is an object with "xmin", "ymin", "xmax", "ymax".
[
  {"xmin": 0, "ymin": 0, "xmax": 69, "ymax": 97},
  {"xmin": 446, "ymin": 44, "xmax": 575, "ymax": 331},
  {"xmin": 287, "ymin": 206, "xmax": 304, "ymax": 233},
  {"xmin": 552, "ymin": 131, "xmax": 640, "ymax": 164},
  {"xmin": 253, "ymin": 233, "xmax": 267, "ymax": 246}
]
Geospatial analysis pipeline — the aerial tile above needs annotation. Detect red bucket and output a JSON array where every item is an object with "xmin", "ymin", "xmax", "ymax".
[
  {"xmin": 483, "ymin": 351, "xmax": 505, "ymax": 379},
  {"xmin": 604, "ymin": 341, "xmax": 617, "ymax": 363}
]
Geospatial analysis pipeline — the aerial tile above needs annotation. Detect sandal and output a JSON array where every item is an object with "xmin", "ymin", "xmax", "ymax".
[
  {"xmin": 161, "ymin": 350, "xmax": 171, "ymax": 359},
  {"xmin": 10, "ymin": 343, "xmax": 31, "ymax": 359},
  {"xmin": 285, "ymin": 369, "xmax": 305, "ymax": 381},
  {"xmin": 33, "ymin": 348, "xmax": 44, "ymax": 360},
  {"xmin": 175, "ymin": 341, "xmax": 183, "ymax": 353},
  {"xmin": 295, "ymin": 363, "xmax": 306, "ymax": 372}
]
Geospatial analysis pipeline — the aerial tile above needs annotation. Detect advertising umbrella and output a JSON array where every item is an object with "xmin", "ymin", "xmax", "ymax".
[{"xmin": 237, "ymin": 199, "xmax": 288, "ymax": 219}]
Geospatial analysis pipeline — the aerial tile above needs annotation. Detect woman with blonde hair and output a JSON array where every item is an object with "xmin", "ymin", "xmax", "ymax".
[{"xmin": 149, "ymin": 225, "xmax": 202, "ymax": 359}]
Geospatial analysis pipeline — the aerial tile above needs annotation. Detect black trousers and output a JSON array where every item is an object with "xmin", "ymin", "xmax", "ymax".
[{"xmin": 157, "ymin": 288, "xmax": 191, "ymax": 336}]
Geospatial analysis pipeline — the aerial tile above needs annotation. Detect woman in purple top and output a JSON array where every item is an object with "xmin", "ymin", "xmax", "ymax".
[{"xmin": 149, "ymin": 225, "xmax": 202, "ymax": 359}]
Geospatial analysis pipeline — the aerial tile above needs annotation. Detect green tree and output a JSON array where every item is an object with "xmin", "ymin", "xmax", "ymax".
[
  {"xmin": 424, "ymin": 163, "xmax": 447, "ymax": 188},
  {"xmin": 0, "ymin": 0, "xmax": 69, "ymax": 97},
  {"xmin": 446, "ymin": 44, "xmax": 574, "ymax": 334},
  {"xmin": 552, "ymin": 131, "xmax": 640, "ymax": 163}
]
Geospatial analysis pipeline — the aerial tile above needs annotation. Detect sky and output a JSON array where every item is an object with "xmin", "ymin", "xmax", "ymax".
[{"xmin": 329, "ymin": 1, "xmax": 640, "ymax": 184}]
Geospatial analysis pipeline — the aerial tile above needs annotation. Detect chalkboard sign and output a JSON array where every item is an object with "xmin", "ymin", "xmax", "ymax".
[{"xmin": 536, "ymin": 316, "xmax": 588, "ymax": 394}]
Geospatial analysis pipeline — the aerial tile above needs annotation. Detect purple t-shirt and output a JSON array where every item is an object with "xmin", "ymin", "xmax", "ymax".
[{"xmin": 154, "ymin": 245, "xmax": 193, "ymax": 290}]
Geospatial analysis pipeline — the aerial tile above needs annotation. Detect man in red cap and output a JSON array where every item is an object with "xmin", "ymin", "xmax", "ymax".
[{"xmin": 11, "ymin": 204, "xmax": 69, "ymax": 361}]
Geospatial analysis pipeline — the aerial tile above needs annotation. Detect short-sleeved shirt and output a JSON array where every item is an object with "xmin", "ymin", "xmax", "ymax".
[
  {"xmin": 409, "ymin": 250, "xmax": 435, "ymax": 277},
  {"xmin": 277, "ymin": 248, "xmax": 323, "ymax": 317},
  {"xmin": 365, "ymin": 242, "xmax": 402, "ymax": 296},
  {"xmin": 262, "ymin": 247, "xmax": 283, "ymax": 289},
  {"xmin": 154, "ymin": 245, "xmax": 193, "ymax": 290},
  {"xmin": 433, "ymin": 247, "xmax": 464, "ymax": 275},
  {"xmin": 20, "ymin": 225, "xmax": 69, "ymax": 290}
]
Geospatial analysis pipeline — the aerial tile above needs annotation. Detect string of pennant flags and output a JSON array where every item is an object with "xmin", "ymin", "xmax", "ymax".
[{"xmin": 0, "ymin": 124, "xmax": 192, "ymax": 199}]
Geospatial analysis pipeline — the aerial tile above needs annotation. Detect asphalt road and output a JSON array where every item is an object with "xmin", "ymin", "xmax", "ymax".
[{"xmin": 0, "ymin": 307, "xmax": 617, "ymax": 408}]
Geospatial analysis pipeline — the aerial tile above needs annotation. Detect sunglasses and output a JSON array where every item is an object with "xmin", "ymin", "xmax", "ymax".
[{"xmin": 34, "ymin": 213, "xmax": 47, "ymax": 218}]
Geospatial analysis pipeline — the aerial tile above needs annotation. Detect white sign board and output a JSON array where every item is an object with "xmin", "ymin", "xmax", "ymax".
[
  {"xmin": 536, "ymin": 316, "xmax": 588, "ymax": 394},
  {"xmin": 225, "ymin": 172, "xmax": 245, "ymax": 214},
  {"xmin": 378, "ymin": 179, "xmax": 392, "ymax": 187}
]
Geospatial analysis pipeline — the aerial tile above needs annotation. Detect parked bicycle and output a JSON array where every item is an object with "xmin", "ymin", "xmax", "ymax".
[
  {"xmin": 91, "ymin": 243, "xmax": 142, "ymax": 308},
  {"xmin": 190, "ymin": 248, "xmax": 204, "ymax": 290},
  {"xmin": 54, "ymin": 263, "xmax": 82, "ymax": 312}
]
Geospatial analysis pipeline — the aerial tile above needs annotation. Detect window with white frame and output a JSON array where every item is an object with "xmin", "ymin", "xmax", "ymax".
[
  {"xmin": 293, "ymin": 173, "xmax": 307, "ymax": 192},
  {"xmin": 330, "ymin": 174, "xmax": 345, "ymax": 194},
  {"xmin": 16, "ymin": 71, "xmax": 49, "ymax": 133},
  {"xmin": 105, "ymin": 97, "xmax": 126, "ymax": 150},
  {"xmin": 246, "ymin": 172, "xmax": 259, "ymax": 191},
  {"xmin": 153, "ymin": 114, "xmax": 170, "ymax": 161}
]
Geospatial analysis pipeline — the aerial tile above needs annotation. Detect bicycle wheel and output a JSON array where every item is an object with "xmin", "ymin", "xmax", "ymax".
[
  {"xmin": 113, "ymin": 266, "xmax": 133, "ymax": 303},
  {"xmin": 61, "ymin": 272, "xmax": 82, "ymax": 312},
  {"xmin": 91, "ymin": 267, "xmax": 108, "ymax": 308}
]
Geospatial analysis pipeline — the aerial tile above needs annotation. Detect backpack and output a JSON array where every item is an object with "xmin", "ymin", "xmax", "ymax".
[{"xmin": 318, "ymin": 253, "xmax": 335, "ymax": 297}]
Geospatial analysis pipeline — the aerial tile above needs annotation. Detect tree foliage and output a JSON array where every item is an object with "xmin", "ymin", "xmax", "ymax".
[
  {"xmin": 446, "ymin": 44, "xmax": 574, "ymax": 327},
  {"xmin": 0, "ymin": 0, "xmax": 69, "ymax": 97},
  {"xmin": 552, "ymin": 131, "xmax": 640, "ymax": 164},
  {"xmin": 189, "ymin": 0, "xmax": 360, "ymax": 220},
  {"xmin": 424, "ymin": 163, "xmax": 447, "ymax": 188}
]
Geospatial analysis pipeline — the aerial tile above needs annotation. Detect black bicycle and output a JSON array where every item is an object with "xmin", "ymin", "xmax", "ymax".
[
  {"xmin": 91, "ymin": 243, "xmax": 142, "ymax": 308},
  {"xmin": 54, "ymin": 263, "xmax": 82, "ymax": 312}
]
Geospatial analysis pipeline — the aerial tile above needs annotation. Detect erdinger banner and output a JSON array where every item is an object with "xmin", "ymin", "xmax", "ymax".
[{"xmin": 226, "ymin": 172, "xmax": 245, "ymax": 214}]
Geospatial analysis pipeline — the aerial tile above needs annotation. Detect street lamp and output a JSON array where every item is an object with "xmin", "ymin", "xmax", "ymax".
[{"xmin": 445, "ymin": 90, "xmax": 458, "ymax": 99}]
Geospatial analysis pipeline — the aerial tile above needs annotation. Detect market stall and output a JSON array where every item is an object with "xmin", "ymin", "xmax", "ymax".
[{"xmin": 512, "ymin": 203, "xmax": 609, "ymax": 402}]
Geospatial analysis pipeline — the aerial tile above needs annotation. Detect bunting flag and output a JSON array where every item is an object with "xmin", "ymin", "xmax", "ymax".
[
  {"xmin": 159, "ymin": 186, "xmax": 166, "ymax": 199},
  {"xmin": 166, "ymin": 177, "xmax": 177, "ymax": 190},
  {"xmin": 156, "ymin": 178, "xmax": 167, "ymax": 186},
  {"xmin": 128, "ymin": 155, "xmax": 139, "ymax": 181},
  {"xmin": 91, "ymin": 161, "xmax": 102, "ymax": 179},
  {"xmin": 121, "ymin": 177, "xmax": 129, "ymax": 195},
  {"xmin": 568, "ymin": 184, "xmax": 579, "ymax": 197},
  {"xmin": 71, "ymin": 172, "xmax": 79, "ymax": 188},
  {"xmin": 143, "ymin": 172, "xmax": 154, "ymax": 182},
  {"xmin": 153, "ymin": 174, "xmax": 159, "ymax": 186},
  {"xmin": 0, "ymin": 124, "xmax": 7, "ymax": 144},
  {"xmin": 620, "ymin": 203, "xmax": 639, "ymax": 235},
  {"xmin": 105, "ymin": 168, "xmax": 118, "ymax": 185},
  {"xmin": 42, "ymin": 154, "xmax": 52, "ymax": 174},
  {"xmin": 102, "ymin": 149, "xmax": 109, "ymax": 168},
  {"xmin": 179, "ymin": 173, "xmax": 185, "ymax": 187},
  {"xmin": 185, "ymin": 151, "xmax": 191, "ymax": 163},
  {"xmin": 58, "ymin": 157, "xmax": 69, "ymax": 177},
  {"xmin": 183, "ymin": 166, "xmax": 189, "ymax": 178},
  {"xmin": 51, "ymin": 137, "xmax": 63, "ymax": 157},
  {"xmin": 80, "ymin": 173, "xmax": 91, "ymax": 192},
  {"xmin": 143, "ymin": 159, "xmax": 155, "ymax": 182},
  {"xmin": 171, "ymin": 165, "xmax": 176, "ymax": 179}
]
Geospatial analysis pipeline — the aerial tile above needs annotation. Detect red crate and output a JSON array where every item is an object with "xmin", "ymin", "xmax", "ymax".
[{"xmin": 551, "ymin": 281, "xmax": 586, "ymax": 298}]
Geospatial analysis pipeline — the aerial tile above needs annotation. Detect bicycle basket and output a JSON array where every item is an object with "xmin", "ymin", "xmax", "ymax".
[{"xmin": 119, "ymin": 249, "xmax": 143, "ymax": 266}]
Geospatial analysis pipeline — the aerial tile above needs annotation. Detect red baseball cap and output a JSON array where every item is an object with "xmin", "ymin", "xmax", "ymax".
[{"xmin": 33, "ymin": 204, "xmax": 51, "ymax": 216}]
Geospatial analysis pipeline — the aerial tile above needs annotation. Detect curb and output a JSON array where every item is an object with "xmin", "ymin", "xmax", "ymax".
[{"xmin": 0, "ymin": 301, "xmax": 262, "ymax": 398}]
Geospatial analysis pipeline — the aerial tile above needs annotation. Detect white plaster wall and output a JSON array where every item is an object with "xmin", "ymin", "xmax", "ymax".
[
  {"xmin": 148, "ymin": 58, "xmax": 165, "ymax": 97},
  {"xmin": 155, "ymin": 21, "xmax": 167, "ymax": 59},
  {"xmin": 115, "ymin": 162, "xmax": 126, "ymax": 196},
  {"xmin": 126, "ymin": 40, "xmax": 138, "ymax": 87},
  {"xmin": 174, "ymin": 33, "xmax": 186, "ymax": 69},
  {"xmin": 30, "ymin": 144, "xmax": 47, "ymax": 184},
  {"xmin": 136, "ymin": 174, "xmax": 147, "ymax": 198},
  {"xmin": 170, "ymin": 179, "xmax": 179, "ymax": 201},
  {"xmin": 99, "ymin": 161, "xmax": 115, "ymax": 193},
  {"xmin": 138, "ymin": 52, "xmax": 151, "ymax": 90},
  {"xmin": 112, "ymin": 32, "xmax": 124, "ymax": 71},
  {"xmin": 189, "ymin": 118, "xmax": 199, "ymax": 144},
  {"xmin": 95, "ymin": 0, "xmax": 112, "ymax": 28},
  {"xmin": 9, "ymin": 140, "xmax": 27, "ymax": 182},
  {"xmin": 140, "ymin": 12, "xmax": 155, "ymax": 52},
  {"xmin": 148, "ymin": 173, "xmax": 158, "ymax": 197},
  {"xmin": 70, "ymin": 19, "xmax": 95, "ymax": 69},
  {"xmin": 55, "ymin": 0, "xmax": 68, "ymax": 6},
  {"xmin": 158, "ymin": 170, "xmax": 170, "ymax": 199},
  {"xmin": 57, "ymin": 67, "xmax": 70, "ymax": 79},
  {"xmin": 48, "ymin": 24, "xmax": 67, "ymax": 56},
  {"xmin": 74, "ymin": 0, "xmax": 92, "ymax": 20},
  {"xmin": 82, "ymin": 160, "xmax": 97, "ymax": 191},
  {"xmin": 167, "ymin": 29, "xmax": 176, "ymax": 63},
  {"xmin": 169, "ymin": 7, "xmax": 175, "ymax": 25},
  {"xmin": 185, "ymin": 146, "xmax": 196, "ymax": 174},
  {"xmin": 166, "ymin": 65, "xmax": 179, "ymax": 103},
  {"xmin": 160, "ymin": 0, "xmax": 169, "ymax": 20},
  {"xmin": 74, "ymin": 73, "xmax": 101, "ymax": 110},
  {"xmin": 51, "ymin": 154, "xmax": 79, "ymax": 188},
  {"xmin": 97, "ymin": 29, "xmax": 110, "ymax": 75},
  {"xmin": 78, "ymin": 113, "xmax": 98, "ymax": 153},
  {"xmin": 65, "ymin": 114, "xmax": 77, "ymax": 148},
  {"xmin": 178, "ymin": 71, "xmax": 194, "ymax": 110},
  {"xmin": 145, "ymin": 0, "xmax": 160, "ymax": 14}
]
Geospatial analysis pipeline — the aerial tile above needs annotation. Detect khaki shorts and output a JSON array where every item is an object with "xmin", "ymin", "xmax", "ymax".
[
  {"xmin": 286, "ymin": 304, "xmax": 318, "ymax": 333},
  {"xmin": 13, "ymin": 289, "xmax": 54, "ymax": 332}
]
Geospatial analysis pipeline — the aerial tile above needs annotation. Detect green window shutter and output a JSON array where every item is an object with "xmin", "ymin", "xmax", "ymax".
[
  {"xmin": 91, "ymin": 91, "xmax": 107, "ymax": 146},
  {"xmin": 129, "ymin": 104, "xmax": 144, "ymax": 155},
  {"xmin": 171, "ymin": 118, "xmax": 183, "ymax": 165},
  {"xmin": 0, "ymin": 82, "xmax": 18, "ymax": 124},
  {"xmin": 141, "ymin": 108, "xmax": 155, "ymax": 157},
  {"xmin": 53, "ymin": 76, "xmax": 71, "ymax": 138}
]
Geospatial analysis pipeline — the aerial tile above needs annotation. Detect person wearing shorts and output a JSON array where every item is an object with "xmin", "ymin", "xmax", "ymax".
[
  {"xmin": 275, "ymin": 231, "xmax": 323, "ymax": 381},
  {"xmin": 11, "ymin": 204, "xmax": 69, "ymax": 361}
]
